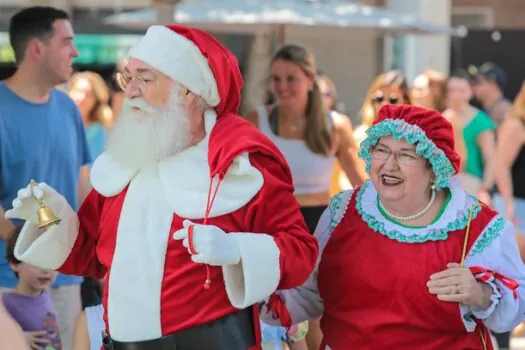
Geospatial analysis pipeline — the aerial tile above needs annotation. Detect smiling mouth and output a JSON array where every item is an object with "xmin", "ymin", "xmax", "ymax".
[{"xmin": 380, "ymin": 174, "xmax": 403, "ymax": 186}]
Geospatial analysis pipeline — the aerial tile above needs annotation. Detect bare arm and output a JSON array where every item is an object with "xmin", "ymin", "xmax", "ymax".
[
  {"xmin": 72, "ymin": 311, "xmax": 90, "ymax": 350},
  {"xmin": 78, "ymin": 166, "xmax": 91, "ymax": 206},
  {"xmin": 334, "ymin": 114, "xmax": 368, "ymax": 187},
  {"xmin": 443, "ymin": 109, "xmax": 467, "ymax": 170},
  {"xmin": 450, "ymin": 116, "xmax": 467, "ymax": 171},
  {"xmin": 0, "ymin": 206, "xmax": 15, "ymax": 241},
  {"xmin": 495, "ymin": 118, "xmax": 525, "ymax": 220},
  {"xmin": 477, "ymin": 130, "xmax": 497, "ymax": 196},
  {"xmin": 243, "ymin": 109, "xmax": 260, "ymax": 129}
]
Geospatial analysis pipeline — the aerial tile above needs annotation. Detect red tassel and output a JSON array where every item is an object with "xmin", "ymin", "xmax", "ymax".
[
  {"xmin": 469, "ymin": 266, "xmax": 519, "ymax": 300},
  {"xmin": 199, "ymin": 173, "xmax": 224, "ymax": 290},
  {"xmin": 267, "ymin": 294, "xmax": 292, "ymax": 328}
]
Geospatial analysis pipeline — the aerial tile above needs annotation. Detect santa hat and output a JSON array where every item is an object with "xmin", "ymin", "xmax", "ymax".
[
  {"xmin": 128, "ymin": 25, "xmax": 243, "ymax": 117},
  {"xmin": 358, "ymin": 104, "xmax": 460, "ymax": 189}
]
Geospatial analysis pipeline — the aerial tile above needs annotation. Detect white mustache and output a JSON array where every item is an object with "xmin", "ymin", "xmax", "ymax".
[{"xmin": 123, "ymin": 98, "xmax": 158, "ymax": 114}]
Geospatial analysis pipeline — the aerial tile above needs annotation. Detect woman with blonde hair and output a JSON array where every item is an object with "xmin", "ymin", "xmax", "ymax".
[
  {"xmin": 245, "ymin": 44, "xmax": 367, "ymax": 350},
  {"xmin": 245, "ymin": 44, "xmax": 367, "ymax": 234},
  {"xmin": 353, "ymin": 70, "xmax": 411, "ymax": 145},
  {"xmin": 69, "ymin": 71, "xmax": 114, "ymax": 164},
  {"xmin": 412, "ymin": 69, "xmax": 467, "ymax": 169}
]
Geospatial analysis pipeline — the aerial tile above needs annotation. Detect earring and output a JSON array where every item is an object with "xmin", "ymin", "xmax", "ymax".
[{"xmin": 431, "ymin": 183, "xmax": 436, "ymax": 190}]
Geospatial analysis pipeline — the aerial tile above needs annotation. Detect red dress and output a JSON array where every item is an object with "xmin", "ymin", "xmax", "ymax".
[{"xmin": 317, "ymin": 186, "xmax": 496, "ymax": 350}]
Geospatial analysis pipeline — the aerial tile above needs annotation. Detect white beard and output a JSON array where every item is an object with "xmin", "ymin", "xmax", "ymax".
[{"xmin": 106, "ymin": 88, "xmax": 191, "ymax": 169}]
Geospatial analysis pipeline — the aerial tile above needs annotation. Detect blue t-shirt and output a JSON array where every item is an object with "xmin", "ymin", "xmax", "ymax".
[
  {"xmin": 0, "ymin": 82, "xmax": 91, "ymax": 288},
  {"xmin": 85, "ymin": 123, "xmax": 106, "ymax": 166}
]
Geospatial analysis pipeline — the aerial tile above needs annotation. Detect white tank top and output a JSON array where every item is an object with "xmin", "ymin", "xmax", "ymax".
[
  {"xmin": 256, "ymin": 106, "xmax": 336, "ymax": 195},
  {"xmin": 85, "ymin": 304, "xmax": 105, "ymax": 350}
]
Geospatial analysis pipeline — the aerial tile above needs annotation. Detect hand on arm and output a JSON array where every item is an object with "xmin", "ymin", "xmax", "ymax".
[
  {"xmin": 427, "ymin": 263, "xmax": 493, "ymax": 309},
  {"xmin": 24, "ymin": 330, "xmax": 50, "ymax": 350},
  {"xmin": 431, "ymin": 220, "xmax": 525, "ymax": 333}
]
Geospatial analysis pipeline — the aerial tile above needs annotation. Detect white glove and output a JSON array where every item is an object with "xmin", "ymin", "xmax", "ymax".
[
  {"xmin": 5, "ymin": 182, "xmax": 66, "ymax": 225},
  {"xmin": 173, "ymin": 220, "xmax": 241, "ymax": 266}
]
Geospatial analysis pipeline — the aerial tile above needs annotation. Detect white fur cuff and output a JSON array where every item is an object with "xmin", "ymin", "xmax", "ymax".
[
  {"xmin": 14, "ymin": 204, "xmax": 79, "ymax": 270},
  {"xmin": 222, "ymin": 233, "xmax": 281, "ymax": 309}
]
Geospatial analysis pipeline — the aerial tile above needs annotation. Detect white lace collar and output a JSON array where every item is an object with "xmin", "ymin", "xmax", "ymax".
[{"xmin": 355, "ymin": 180, "xmax": 480, "ymax": 243}]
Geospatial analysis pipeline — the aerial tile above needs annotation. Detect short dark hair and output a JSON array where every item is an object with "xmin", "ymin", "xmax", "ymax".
[
  {"xmin": 9, "ymin": 6, "xmax": 69, "ymax": 63},
  {"xmin": 6, "ymin": 226, "xmax": 22, "ymax": 265},
  {"xmin": 450, "ymin": 68, "xmax": 473, "ymax": 82}
]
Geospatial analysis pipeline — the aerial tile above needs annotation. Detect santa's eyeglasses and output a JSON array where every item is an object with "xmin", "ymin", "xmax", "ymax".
[{"xmin": 116, "ymin": 72, "xmax": 148, "ymax": 94}]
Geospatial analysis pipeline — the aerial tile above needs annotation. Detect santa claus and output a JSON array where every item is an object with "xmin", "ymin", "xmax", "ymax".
[{"xmin": 6, "ymin": 25, "xmax": 318, "ymax": 349}]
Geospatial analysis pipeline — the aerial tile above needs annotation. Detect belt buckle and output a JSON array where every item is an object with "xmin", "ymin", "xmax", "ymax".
[{"xmin": 101, "ymin": 330, "xmax": 114, "ymax": 350}]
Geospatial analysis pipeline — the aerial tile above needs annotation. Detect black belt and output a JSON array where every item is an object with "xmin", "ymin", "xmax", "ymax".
[{"xmin": 103, "ymin": 308, "xmax": 256, "ymax": 350}]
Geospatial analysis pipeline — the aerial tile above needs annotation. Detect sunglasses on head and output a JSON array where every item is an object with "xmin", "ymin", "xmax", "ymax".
[{"xmin": 371, "ymin": 95, "xmax": 399, "ymax": 104}]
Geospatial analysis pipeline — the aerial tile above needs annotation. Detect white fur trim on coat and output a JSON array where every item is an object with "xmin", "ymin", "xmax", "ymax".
[
  {"xmin": 128, "ymin": 25, "xmax": 220, "ymax": 107},
  {"xmin": 106, "ymin": 164, "xmax": 173, "ymax": 341},
  {"xmin": 222, "ymin": 233, "xmax": 281, "ymax": 309},
  {"xmin": 90, "ymin": 110, "xmax": 264, "ymax": 219},
  {"xmin": 14, "ymin": 204, "xmax": 79, "ymax": 270}
]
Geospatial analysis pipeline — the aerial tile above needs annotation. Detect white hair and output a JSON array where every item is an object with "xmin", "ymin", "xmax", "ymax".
[{"xmin": 105, "ymin": 84, "xmax": 192, "ymax": 169}]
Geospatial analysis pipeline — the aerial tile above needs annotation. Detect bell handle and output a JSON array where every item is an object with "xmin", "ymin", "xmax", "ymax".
[{"xmin": 29, "ymin": 179, "xmax": 46, "ymax": 207}]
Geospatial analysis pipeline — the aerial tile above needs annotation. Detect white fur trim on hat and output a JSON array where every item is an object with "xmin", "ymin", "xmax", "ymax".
[{"xmin": 128, "ymin": 25, "xmax": 220, "ymax": 107}]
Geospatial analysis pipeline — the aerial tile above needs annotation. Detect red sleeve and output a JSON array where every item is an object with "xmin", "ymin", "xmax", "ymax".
[
  {"xmin": 58, "ymin": 189, "xmax": 107, "ymax": 279},
  {"xmin": 244, "ymin": 152, "xmax": 319, "ymax": 289}
]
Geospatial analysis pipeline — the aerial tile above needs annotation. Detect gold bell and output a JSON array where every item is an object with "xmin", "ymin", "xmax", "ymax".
[
  {"xmin": 30, "ymin": 180, "xmax": 61, "ymax": 230},
  {"xmin": 37, "ymin": 205, "xmax": 61, "ymax": 230}
]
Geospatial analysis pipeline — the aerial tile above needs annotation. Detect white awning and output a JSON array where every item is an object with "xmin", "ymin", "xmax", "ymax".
[{"xmin": 104, "ymin": 0, "xmax": 461, "ymax": 37}]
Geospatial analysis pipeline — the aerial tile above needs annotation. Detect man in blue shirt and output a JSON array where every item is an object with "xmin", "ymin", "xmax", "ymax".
[{"xmin": 0, "ymin": 7, "xmax": 91, "ymax": 350}]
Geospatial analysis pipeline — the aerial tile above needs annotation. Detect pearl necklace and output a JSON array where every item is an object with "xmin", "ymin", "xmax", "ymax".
[{"xmin": 379, "ymin": 189, "xmax": 436, "ymax": 221}]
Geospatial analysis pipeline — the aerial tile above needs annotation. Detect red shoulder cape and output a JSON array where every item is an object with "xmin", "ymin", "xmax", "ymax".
[{"xmin": 208, "ymin": 113, "xmax": 292, "ymax": 183}]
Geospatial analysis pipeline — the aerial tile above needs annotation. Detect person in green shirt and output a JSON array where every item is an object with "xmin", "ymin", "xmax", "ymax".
[{"xmin": 446, "ymin": 70, "xmax": 496, "ymax": 205}]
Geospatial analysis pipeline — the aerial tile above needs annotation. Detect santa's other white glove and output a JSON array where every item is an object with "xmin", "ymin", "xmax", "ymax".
[
  {"xmin": 5, "ymin": 182, "xmax": 67, "ymax": 225},
  {"xmin": 173, "ymin": 220, "xmax": 241, "ymax": 266}
]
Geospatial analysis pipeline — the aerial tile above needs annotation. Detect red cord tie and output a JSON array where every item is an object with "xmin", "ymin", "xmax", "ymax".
[
  {"xmin": 267, "ymin": 294, "xmax": 292, "ymax": 329},
  {"xmin": 191, "ymin": 173, "xmax": 225, "ymax": 290},
  {"xmin": 469, "ymin": 266, "xmax": 519, "ymax": 300},
  {"xmin": 187, "ymin": 224, "xmax": 211, "ymax": 290},
  {"xmin": 188, "ymin": 225, "xmax": 197, "ymax": 255}
]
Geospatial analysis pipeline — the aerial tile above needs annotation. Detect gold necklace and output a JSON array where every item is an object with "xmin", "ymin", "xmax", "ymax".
[{"xmin": 285, "ymin": 119, "xmax": 303, "ymax": 132}]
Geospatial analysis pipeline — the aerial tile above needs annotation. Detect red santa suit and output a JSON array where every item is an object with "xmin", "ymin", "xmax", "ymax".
[{"xmin": 10, "ymin": 25, "xmax": 318, "ymax": 348}]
